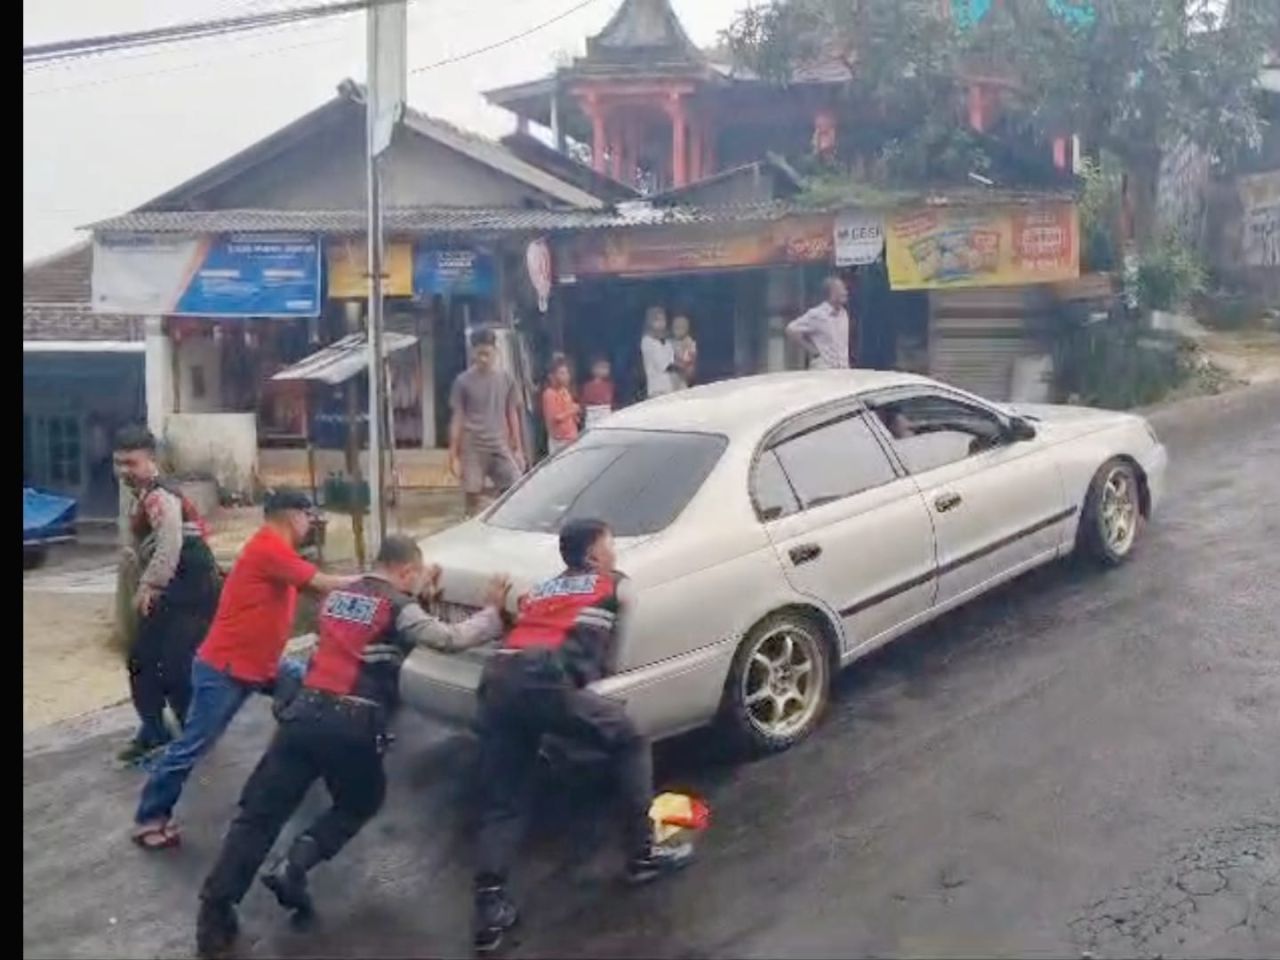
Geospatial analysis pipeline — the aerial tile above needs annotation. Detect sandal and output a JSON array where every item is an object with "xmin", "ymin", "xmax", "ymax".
[{"xmin": 131, "ymin": 821, "xmax": 181, "ymax": 851}]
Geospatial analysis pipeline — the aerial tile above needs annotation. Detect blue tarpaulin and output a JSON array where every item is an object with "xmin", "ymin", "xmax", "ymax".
[{"xmin": 23, "ymin": 488, "xmax": 78, "ymax": 544}]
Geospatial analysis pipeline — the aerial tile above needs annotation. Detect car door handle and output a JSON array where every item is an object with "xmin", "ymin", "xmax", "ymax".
[
  {"xmin": 789, "ymin": 543, "xmax": 823, "ymax": 566},
  {"xmin": 934, "ymin": 492, "xmax": 963, "ymax": 513}
]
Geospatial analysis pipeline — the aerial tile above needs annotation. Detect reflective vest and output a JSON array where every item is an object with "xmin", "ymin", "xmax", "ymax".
[{"xmin": 306, "ymin": 577, "xmax": 414, "ymax": 710}]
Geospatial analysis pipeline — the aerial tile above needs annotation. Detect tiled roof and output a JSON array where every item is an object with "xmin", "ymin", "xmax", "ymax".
[
  {"xmin": 23, "ymin": 242, "xmax": 92, "ymax": 303},
  {"xmin": 88, "ymin": 190, "xmax": 1076, "ymax": 237}
]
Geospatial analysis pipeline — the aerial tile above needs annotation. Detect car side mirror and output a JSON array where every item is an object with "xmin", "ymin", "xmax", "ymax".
[{"xmin": 1007, "ymin": 416, "xmax": 1037, "ymax": 442}]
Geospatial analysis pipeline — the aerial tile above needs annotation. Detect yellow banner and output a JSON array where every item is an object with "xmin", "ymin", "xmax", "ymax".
[
  {"xmin": 326, "ymin": 237, "xmax": 414, "ymax": 298},
  {"xmin": 885, "ymin": 203, "xmax": 1079, "ymax": 291}
]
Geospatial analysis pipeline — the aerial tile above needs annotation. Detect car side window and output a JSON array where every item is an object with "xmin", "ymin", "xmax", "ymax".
[
  {"xmin": 771, "ymin": 414, "xmax": 898, "ymax": 511},
  {"xmin": 751, "ymin": 449, "xmax": 801, "ymax": 521},
  {"xmin": 870, "ymin": 393, "xmax": 1008, "ymax": 474}
]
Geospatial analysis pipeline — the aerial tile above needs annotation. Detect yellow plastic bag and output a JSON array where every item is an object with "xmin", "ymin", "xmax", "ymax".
[{"xmin": 649, "ymin": 792, "xmax": 711, "ymax": 845}]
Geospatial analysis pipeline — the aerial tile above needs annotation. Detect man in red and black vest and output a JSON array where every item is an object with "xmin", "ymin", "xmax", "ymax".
[
  {"xmin": 472, "ymin": 518, "xmax": 694, "ymax": 955},
  {"xmin": 194, "ymin": 535, "xmax": 511, "ymax": 958},
  {"xmin": 113, "ymin": 425, "xmax": 221, "ymax": 765}
]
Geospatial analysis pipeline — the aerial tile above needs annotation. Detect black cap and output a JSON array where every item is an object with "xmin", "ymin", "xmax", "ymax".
[{"xmin": 263, "ymin": 487, "xmax": 314, "ymax": 515}]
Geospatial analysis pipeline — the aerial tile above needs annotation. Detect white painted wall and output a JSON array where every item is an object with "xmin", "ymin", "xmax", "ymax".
[
  {"xmin": 165, "ymin": 412, "xmax": 258, "ymax": 497},
  {"xmin": 144, "ymin": 316, "xmax": 173, "ymax": 437},
  {"xmin": 174, "ymin": 336, "xmax": 224, "ymax": 414}
]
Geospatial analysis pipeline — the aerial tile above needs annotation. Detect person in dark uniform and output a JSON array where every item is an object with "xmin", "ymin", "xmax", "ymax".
[
  {"xmin": 472, "ymin": 518, "xmax": 694, "ymax": 955},
  {"xmin": 195, "ymin": 535, "xmax": 512, "ymax": 959},
  {"xmin": 113, "ymin": 425, "xmax": 221, "ymax": 765}
]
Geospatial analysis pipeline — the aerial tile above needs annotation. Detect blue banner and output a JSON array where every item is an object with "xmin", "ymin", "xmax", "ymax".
[
  {"xmin": 413, "ymin": 248, "xmax": 496, "ymax": 298},
  {"xmin": 173, "ymin": 234, "xmax": 321, "ymax": 317}
]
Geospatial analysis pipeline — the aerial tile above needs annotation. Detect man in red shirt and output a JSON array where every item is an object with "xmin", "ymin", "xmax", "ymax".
[{"xmin": 132, "ymin": 489, "xmax": 356, "ymax": 850}]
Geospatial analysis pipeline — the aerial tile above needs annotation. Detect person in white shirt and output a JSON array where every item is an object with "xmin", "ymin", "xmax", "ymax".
[
  {"xmin": 786, "ymin": 276, "xmax": 852, "ymax": 370},
  {"xmin": 639, "ymin": 306, "xmax": 679, "ymax": 399}
]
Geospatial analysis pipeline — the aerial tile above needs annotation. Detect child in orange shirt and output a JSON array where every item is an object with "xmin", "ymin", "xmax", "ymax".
[{"xmin": 541, "ymin": 354, "xmax": 580, "ymax": 457}]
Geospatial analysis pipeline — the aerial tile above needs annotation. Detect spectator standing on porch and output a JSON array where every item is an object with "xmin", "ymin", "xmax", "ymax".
[
  {"xmin": 449, "ymin": 329, "xmax": 527, "ymax": 517},
  {"xmin": 671, "ymin": 313, "xmax": 698, "ymax": 389},
  {"xmin": 541, "ymin": 354, "xmax": 581, "ymax": 458},
  {"xmin": 640, "ymin": 307, "xmax": 679, "ymax": 399},
  {"xmin": 580, "ymin": 356, "xmax": 616, "ymax": 431},
  {"xmin": 786, "ymin": 276, "xmax": 853, "ymax": 370}
]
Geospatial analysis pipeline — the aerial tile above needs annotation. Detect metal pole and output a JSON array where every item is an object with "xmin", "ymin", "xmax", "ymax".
[{"xmin": 365, "ymin": 26, "xmax": 386, "ymax": 558}]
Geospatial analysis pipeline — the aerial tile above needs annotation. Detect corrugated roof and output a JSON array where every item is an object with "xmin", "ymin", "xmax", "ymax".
[
  {"xmin": 24, "ymin": 241, "xmax": 92, "ymax": 303},
  {"xmin": 88, "ymin": 190, "xmax": 1076, "ymax": 237},
  {"xmin": 272, "ymin": 332, "xmax": 418, "ymax": 385}
]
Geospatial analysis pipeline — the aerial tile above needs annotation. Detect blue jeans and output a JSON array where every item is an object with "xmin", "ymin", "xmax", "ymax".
[
  {"xmin": 135, "ymin": 656, "xmax": 307, "ymax": 825},
  {"xmin": 135, "ymin": 660, "xmax": 249, "ymax": 825}
]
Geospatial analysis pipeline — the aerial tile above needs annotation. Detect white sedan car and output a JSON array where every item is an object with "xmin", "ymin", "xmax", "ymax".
[{"xmin": 405, "ymin": 370, "xmax": 1167, "ymax": 753}]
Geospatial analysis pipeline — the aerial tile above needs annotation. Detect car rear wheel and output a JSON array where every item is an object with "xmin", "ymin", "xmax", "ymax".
[
  {"xmin": 721, "ymin": 612, "xmax": 832, "ymax": 755},
  {"xmin": 1079, "ymin": 458, "xmax": 1143, "ymax": 566}
]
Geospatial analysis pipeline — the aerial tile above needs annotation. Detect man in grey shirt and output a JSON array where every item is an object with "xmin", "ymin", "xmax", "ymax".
[
  {"xmin": 786, "ymin": 276, "xmax": 853, "ymax": 370},
  {"xmin": 449, "ymin": 329, "xmax": 526, "ymax": 516}
]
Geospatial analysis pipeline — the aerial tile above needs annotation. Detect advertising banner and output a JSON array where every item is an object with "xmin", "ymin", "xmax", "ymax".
[
  {"xmin": 413, "ymin": 248, "xmax": 496, "ymax": 297},
  {"xmin": 559, "ymin": 215, "xmax": 835, "ymax": 279},
  {"xmin": 834, "ymin": 210, "xmax": 885, "ymax": 266},
  {"xmin": 93, "ymin": 233, "xmax": 322, "ymax": 317},
  {"xmin": 885, "ymin": 203, "xmax": 1079, "ymax": 291},
  {"xmin": 326, "ymin": 237, "xmax": 414, "ymax": 298}
]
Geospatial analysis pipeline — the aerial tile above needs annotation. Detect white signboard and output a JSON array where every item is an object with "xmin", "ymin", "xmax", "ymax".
[
  {"xmin": 834, "ymin": 210, "xmax": 885, "ymax": 266},
  {"xmin": 1240, "ymin": 171, "xmax": 1280, "ymax": 269}
]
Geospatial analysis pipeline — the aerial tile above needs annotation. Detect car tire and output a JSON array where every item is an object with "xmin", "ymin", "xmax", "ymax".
[
  {"xmin": 721, "ymin": 611, "xmax": 833, "ymax": 755},
  {"xmin": 1078, "ymin": 458, "xmax": 1143, "ymax": 567}
]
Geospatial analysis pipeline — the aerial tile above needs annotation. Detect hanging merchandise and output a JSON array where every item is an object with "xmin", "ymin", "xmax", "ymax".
[{"xmin": 526, "ymin": 238, "xmax": 552, "ymax": 313}]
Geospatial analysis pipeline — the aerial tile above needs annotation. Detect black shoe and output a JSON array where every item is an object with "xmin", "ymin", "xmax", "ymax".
[
  {"xmin": 195, "ymin": 898, "xmax": 239, "ymax": 959},
  {"xmin": 625, "ymin": 842, "xmax": 695, "ymax": 886},
  {"xmin": 261, "ymin": 859, "xmax": 314, "ymax": 920},
  {"xmin": 473, "ymin": 885, "xmax": 519, "ymax": 955}
]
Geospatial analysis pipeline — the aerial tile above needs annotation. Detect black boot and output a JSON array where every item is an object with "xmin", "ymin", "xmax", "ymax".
[
  {"xmin": 625, "ymin": 841, "xmax": 695, "ymax": 886},
  {"xmin": 473, "ymin": 881, "xmax": 519, "ymax": 955},
  {"xmin": 261, "ymin": 834, "xmax": 321, "ymax": 920},
  {"xmin": 195, "ymin": 898, "xmax": 239, "ymax": 959}
]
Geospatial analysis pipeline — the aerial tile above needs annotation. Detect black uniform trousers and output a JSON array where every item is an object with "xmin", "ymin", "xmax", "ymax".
[
  {"xmin": 128, "ymin": 543, "xmax": 220, "ymax": 742},
  {"xmin": 475, "ymin": 650, "xmax": 653, "ymax": 883},
  {"xmin": 201, "ymin": 691, "xmax": 387, "ymax": 906}
]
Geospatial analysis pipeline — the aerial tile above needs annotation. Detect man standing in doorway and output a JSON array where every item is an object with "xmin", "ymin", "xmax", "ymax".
[
  {"xmin": 113, "ymin": 426, "xmax": 222, "ymax": 766},
  {"xmin": 639, "ymin": 306, "xmax": 679, "ymax": 399},
  {"xmin": 449, "ymin": 329, "xmax": 527, "ymax": 517},
  {"xmin": 786, "ymin": 276, "xmax": 853, "ymax": 369}
]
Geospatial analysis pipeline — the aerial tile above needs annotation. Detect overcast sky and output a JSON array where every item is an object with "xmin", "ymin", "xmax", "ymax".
[{"xmin": 22, "ymin": 0, "xmax": 742, "ymax": 262}]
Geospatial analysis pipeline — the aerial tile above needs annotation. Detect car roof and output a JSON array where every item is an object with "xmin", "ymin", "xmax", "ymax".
[{"xmin": 598, "ymin": 370, "xmax": 937, "ymax": 442}]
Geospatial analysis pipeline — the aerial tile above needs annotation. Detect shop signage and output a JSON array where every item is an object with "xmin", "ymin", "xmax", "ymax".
[
  {"xmin": 559, "ymin": 214, "xmax": 835, "ymax": 279},
  {"xmin": 834, "ymin": 210, "xmax": 885, "ymax": 266},
  {"xmin": 1239, "ymin": 171, "xmax": 1280, "ymax": 268},
  {"xmin": 413, "ymin": 248, "xmax": 496, "ymax": 297},
  {"xmin": 326, "ymin": 237, "xmax": 414, "ymax": 298},
  {"xmin": 92, "ymin": 233, "xmax": 322, "ymax": 317},
  {"xmin": 884, "ymin": 202, "xmax": 1079, "ymax": 291}
]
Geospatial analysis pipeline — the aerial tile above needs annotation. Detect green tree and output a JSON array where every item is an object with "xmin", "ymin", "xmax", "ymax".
[{"xmin": 724, "ymin": 0, "xmax": 1279, "ymax": 243}]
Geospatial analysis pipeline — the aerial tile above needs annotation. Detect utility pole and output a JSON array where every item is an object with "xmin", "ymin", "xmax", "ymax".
[{"xmin": 363, "ymin": 0, "xmax": 406, "ymax": 559}]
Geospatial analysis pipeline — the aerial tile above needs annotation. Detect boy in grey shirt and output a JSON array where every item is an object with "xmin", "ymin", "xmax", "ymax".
[{"xmin": 449, "ymin": 329, "xmax": 526, "ymax": 516}]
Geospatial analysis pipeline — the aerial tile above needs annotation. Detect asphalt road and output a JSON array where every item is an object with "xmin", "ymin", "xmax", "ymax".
[{"xmin": 23, "ymin": 383, "xmax": 1280, "ymax": 960}]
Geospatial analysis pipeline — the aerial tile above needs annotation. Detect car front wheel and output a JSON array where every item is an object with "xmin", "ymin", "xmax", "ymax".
[
  {"xmin": 721, "ymin": 611, "xmax": 832, "ymax": 755},
  {"xmin": 1079, "ymin": 458, "xmax": 1143, "ymax": 566}
]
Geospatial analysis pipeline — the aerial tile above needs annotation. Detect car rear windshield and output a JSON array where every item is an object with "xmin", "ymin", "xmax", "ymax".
[{"xmin": 485, "ymin": 429, "xmax": 728, "ymax": 537}]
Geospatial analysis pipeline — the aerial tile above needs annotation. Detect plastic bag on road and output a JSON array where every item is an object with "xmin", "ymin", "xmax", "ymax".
[{"xmin": 649, "ymin": 792, "xmax": 710, "ymax": 845}]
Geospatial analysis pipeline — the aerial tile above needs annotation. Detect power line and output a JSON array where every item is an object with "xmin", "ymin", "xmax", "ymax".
[
  {"xmin": 409, "ymin": 0, "xmax": 603, "ymax": 74},
  {"xmin": 23, "ymin": 0, "xmax": 407, "ymax": 66}
]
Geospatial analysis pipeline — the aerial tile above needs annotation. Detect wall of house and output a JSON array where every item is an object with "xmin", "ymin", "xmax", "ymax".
[
  {"xmin": 203, "ymin": 118, "xmax": 553, "ymax": 210},
  {"xmin": 165, "ymin": 413, "xmax": 258, "ymax": 497},
  {"xmin": 174, "ymin": 337, "xmax": 225, "ymax": 414}
]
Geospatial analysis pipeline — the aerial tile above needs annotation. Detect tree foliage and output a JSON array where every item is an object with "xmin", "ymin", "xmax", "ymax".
[{"xmin": 723, "ymin": 0, "xmax": 1279, "ymax": 226}]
